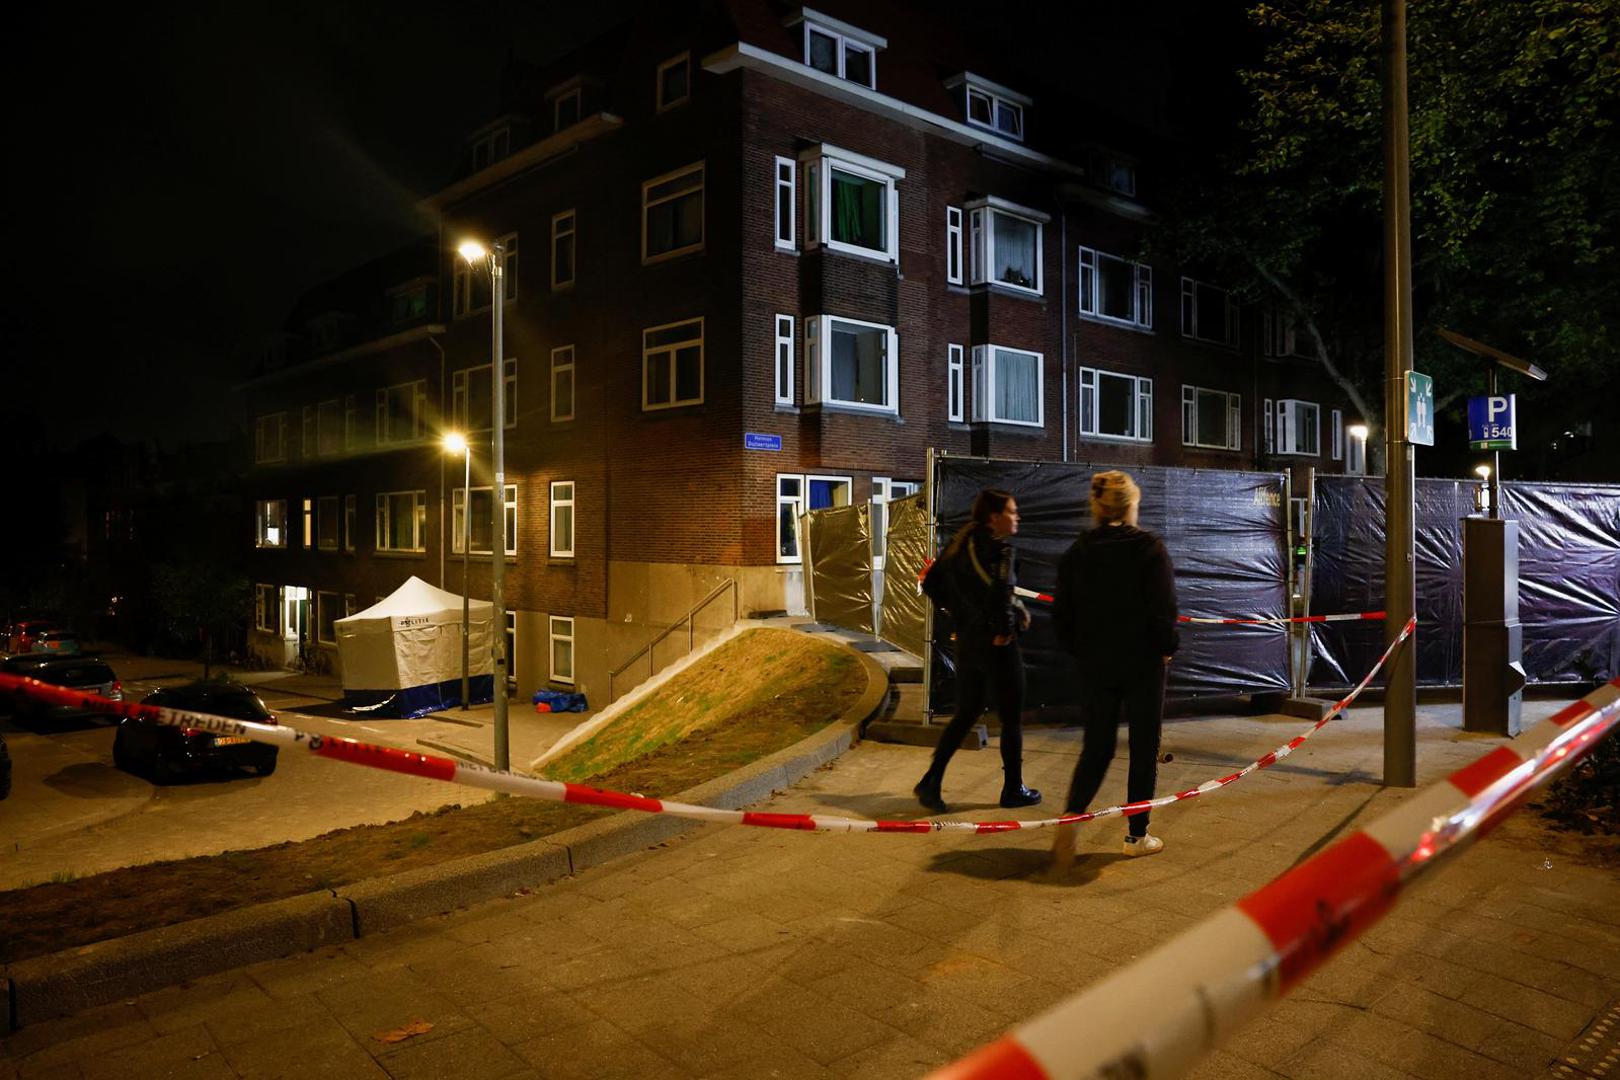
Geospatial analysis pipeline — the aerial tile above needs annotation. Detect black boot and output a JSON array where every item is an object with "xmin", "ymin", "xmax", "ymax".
[
  {"xmin": 914, "ymin": 770, "xmax": 947, "ymax": 813},
  {"xmin": 1000, "ymin": 784, "xmax": 1042, "ymax": 809}
]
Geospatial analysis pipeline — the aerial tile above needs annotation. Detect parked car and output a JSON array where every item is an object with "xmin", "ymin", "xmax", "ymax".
[
  {"xmin": 4, "ymin": 620, "xmax": 56, "ymax": 653},
  {"xmin": 114, "ymin": 682, "xmax": 279, "ymax": 783},
  {"xmin": 31, "ymin": 629, "xmax": 80, "ymax": 656},
  {"xmin": 0, "ymin": 654, "xmax": 123, "ymax": 723}
]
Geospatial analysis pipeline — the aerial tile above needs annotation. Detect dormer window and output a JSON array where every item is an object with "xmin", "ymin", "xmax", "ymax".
[
  {"xmin": 554, "ymin": 87, "xmax": 581, "ymax": 131},
  {"xmin": 470, "ymin": 127, "xmax": 510, "ymax": 173},
  {"xmin": 950, "ymin": 75, "xmax": 1031, "ymax": 142},
  {"xmin": 308, "ymin": 313, "xmax": 344, "ymax": 353},
  {"xmin": 1089, "ymin": 150, "xmax": 1138, "ymax": 197},
  {"xmin": 788, "ymin": 9, "xmax": 885, "ymax": 89},
  {"xmin": 387, "ymin": 280, "xmax": 430, "ymax": 325}
]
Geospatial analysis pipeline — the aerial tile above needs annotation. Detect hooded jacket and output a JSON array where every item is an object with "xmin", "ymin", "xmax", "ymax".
[{"xmin": 1052, "ymin": 524, "xmax": 1180, "ymax": 677}]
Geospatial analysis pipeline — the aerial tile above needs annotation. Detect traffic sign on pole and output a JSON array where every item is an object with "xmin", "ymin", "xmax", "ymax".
[
  {"xmin": 1467, "ymin": 394, "xmax": 1516, "ymax": 450},
  {"xmin": 1406, "ymin": 370, "xmax": 1434, "ymax": 446}
]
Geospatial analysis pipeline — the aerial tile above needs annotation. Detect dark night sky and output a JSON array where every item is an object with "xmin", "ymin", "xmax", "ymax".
[
  {"xmin": 8, "ymin": 1, "xmax": 1241, "ymax": 453},
  {"xmin": 8, "ymin": 1, "xmax": 634, "ymax": 451}
]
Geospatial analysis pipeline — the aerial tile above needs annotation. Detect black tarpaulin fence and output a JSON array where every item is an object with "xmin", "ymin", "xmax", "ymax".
[
  {"xmin": 928, "ymin": 456, "xmax": 1291, "ymax": 715},
  {"xmin": 1308, "ymin": 478, "xmax": 1620, "ymax": 689}
]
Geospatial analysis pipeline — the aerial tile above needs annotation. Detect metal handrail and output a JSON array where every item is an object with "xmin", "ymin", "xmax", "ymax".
[{"xmin": 607, "ymin": 578, "xmax": 739, "ymax": 702}]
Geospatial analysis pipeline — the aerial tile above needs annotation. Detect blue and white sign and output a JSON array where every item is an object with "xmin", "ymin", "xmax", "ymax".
[
  {"xmin": 1467, "ymin": 394, "xmax": 1517, "ymax": 451},
  {"xmin": 743, "ymin": 432, "xmax": 782, "ymax": 452},
  {"xmin": 1406, "ymin": 370, "xmax": 1435, "ymax": 447}
]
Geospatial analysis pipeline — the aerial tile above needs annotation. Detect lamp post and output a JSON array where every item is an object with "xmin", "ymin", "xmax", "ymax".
[
  {"xmin": 443, "ymin": 432, "xmax": 471, "ymax": 710},
  {"xmin": 458, "ymin": 238, "xmax": 510, "ymax": 772}
]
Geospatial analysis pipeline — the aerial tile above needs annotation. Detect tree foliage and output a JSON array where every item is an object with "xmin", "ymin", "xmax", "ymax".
[
  {"xmin": 150, "ymin": 561, "xmax": 252, "ymax": 674},
  {"xmin": 1162, "ymin": 0, "xmax": 1618, "ymax": 456}
]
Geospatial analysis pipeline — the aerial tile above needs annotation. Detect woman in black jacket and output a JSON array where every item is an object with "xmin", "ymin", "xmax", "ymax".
[
  {"xmin": 1051, "ymin": 471, "xmax": 1179, "ymax": 863},
  {"xmin": 914, "ymin": 488, "xmax": 1041, "ymax": 814}
]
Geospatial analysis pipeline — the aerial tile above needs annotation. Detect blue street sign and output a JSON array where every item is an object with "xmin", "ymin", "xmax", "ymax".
[
  {"xmin": 1406, "ymin": 371, "xmax": 1434, "ymax": 447},
  {"xmin": 1467, "ymin": 394, "xmax": 1517, "ymax": 451},
  {"xmin": 744, "ymin": 432, "xmax": 782, "ymax": 451}
]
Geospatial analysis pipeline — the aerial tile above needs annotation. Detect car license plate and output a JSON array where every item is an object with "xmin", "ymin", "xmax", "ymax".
[{"xmin": 213, "ymin": 736, "xmax": 250, "ymax": 746}]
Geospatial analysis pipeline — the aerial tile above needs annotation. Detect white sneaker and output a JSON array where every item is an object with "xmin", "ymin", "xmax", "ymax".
[{"xmin": 1122, "ymin": 833, "xmax": 1164, "ymax": 857}]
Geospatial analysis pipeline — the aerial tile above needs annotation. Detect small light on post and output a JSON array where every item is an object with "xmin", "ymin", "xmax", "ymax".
[
  {"xmin": 1347, "ymin": 423, "xmax": 1370, "ymax": 476},
  {"xmin": 457, "ymin": 240, "xmax": 489, "ymax": 264},
  {"xmin": 1474, "ymin": 464, "xmax": 1492, "ymax": 514}
]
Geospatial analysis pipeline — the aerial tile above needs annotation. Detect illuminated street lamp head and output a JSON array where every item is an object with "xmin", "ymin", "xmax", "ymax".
[
  {"xmin": 1475, "ymin": 464, "xmax": 1492, "ymax": 480},
  {"xmin": 457, "ymin": 239, "xmax": 488, "ymax": 263},
  {"xmin": 442, "ymin": 431, "xmax": 468, "ymax": 455},
  {"xmin": 1348, "ymin": 423, "xmax": 1370, "ymax": 441}
]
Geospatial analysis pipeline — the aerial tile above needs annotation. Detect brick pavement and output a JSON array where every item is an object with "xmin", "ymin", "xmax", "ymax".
[{"xmin": 4, "ymin": 699, "xmax": 1616, "ymax": 1079}]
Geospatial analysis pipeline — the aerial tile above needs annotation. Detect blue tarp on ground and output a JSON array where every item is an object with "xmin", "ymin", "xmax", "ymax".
[{"xmin": 532, "ymin": 689, "xmax": 588, "ymax": 712}]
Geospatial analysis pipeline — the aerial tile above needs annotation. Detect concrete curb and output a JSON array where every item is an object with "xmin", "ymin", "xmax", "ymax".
[{"xmin": 3, "ymin": 638, "xmax": 889, "ymax": 1030}]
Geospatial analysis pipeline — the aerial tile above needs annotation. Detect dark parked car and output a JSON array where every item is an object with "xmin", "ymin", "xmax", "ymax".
[
  {"xmin": 114, "ymin": 682, "xmax": 279, "ymax": 782},
  {"xmin": 0, "ymin": 654, "xmax": 123, "ymax": 723}
]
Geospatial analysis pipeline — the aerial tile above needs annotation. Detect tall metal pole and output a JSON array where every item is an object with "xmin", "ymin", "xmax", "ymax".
[
  {"xmin": 1382, "ymin": 0, "xmax": 1417, "ymax": 787},
  {"xmin": 1487, "ymin": 367, "xmax": 1502, "ymax": 519},
  {"xmin": 460, "ymin": 447, "xmax": 471, "ymax": 710},
  {"xmin": 489, "ymin": 245, "xmax": 510, "ymax": 772}
]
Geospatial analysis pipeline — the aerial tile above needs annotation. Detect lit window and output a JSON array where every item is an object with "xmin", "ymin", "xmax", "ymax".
[
  {"xmin": 803, "ymin": 315, "xmax": 898, "ymax": 414},
  {"xmin": 1079, "ymin": 367, "xmax": 1153, "ymax": 442},
  {"xmin": 1182, "ymin": 385, "xmax": 1242, "ymax": 450},
  {"xmin": 1181, "ymin": 277, "xmax": 1239, "ymax": 348},
  {"xmin": 799, "ymin": 145, "xmax": 902, "ymax": 263},
  {"xmin": 774, "ymin": 315, "xmax": 795, "ymax": 406},
  {"xmin": 642, "ymin": 162, "xmax": 704, "ymax": 263},
  {"xmin": 642, "ymin": 318, "xmax": 704, "ymax": 410},
  {"xmin": 549, "ymin": 481, "xmax": 575, "ymax": 558},
  {"xmin": 656, "ymin": 53, "xmax": 690, "ymax": 111},
  {"xmin": 1079, "ymin": 247, "xmax": 1152, "ymax": 329},
  {"xmin": 971, "ymin": 345, "xmax": 1044, "ymax": 427},
  {"xmin": 302, "ymin": 498, "xmax": 313, "ymax": 548},
  {"xmin": 551, "ymin": 345, "xmax": 575, "ymax": 422},
  {"xmin": 254, "ymin": 500, "xmax": 286, "ymax": 549},
  {"xmin": 968, "ymin": 199, "xmax": 1045, "ymax": 295},
  {"xmin": 549, "ymin": 616, "xmax": 575, "ymax": 684},
  {"xmin": 552, "ymin": 210, "xmax": 575, "ymax": 289}
]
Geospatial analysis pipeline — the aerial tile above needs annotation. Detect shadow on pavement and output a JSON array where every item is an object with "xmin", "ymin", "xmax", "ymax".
[
  {"xmin": 43, "ymin": 762, "xmax": 147, "ymax": 799},
  {"xmin": 925, "ymin": 846, "xmax": 1130, "ymax": 886}
]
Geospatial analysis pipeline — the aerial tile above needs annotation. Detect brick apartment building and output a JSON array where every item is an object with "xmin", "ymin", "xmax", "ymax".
[{"xmin": 240, "ymin": 1, "xmax": 1358, "ymax": 701}]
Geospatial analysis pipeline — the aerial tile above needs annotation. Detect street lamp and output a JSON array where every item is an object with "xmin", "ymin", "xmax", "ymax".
[
  {"xmin": 443, "ymin": 431, "xmax": 471, "ymax": 710},
  {"xmin": 458, "ymin": 237, "xmax": 510, "ymax": 772},
  {"xmin": 1348, "ymin": 423, "xmax": 1370, "ymax": 476}
]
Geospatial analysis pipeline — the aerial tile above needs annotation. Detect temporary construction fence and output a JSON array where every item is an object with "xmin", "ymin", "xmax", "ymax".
[
  {"xmin": 1309, "ymin": 477, "xmax": 1620, "ymax": 689},
  {"xmin": 926, "ymin": 455, "xmax": 1292, "ymax": 713},
  {"xmin": 798, "ymin": 501, "xmax": 875, "ymax": 635},
  {"xmin": 879, "ymin": 490, "xmax": 930, "ymax": 659}
]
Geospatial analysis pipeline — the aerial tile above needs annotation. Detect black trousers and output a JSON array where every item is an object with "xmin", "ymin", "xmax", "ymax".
[
  {"xmin": 1063, "ymin": 665, "xmax": 1165, "ymax": 836},
  {"xmin": 929, "ymin": 638, "xmax": 1025, "ymax": 789}
]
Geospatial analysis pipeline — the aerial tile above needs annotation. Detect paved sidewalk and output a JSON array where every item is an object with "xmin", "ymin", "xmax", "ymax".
[{"xmin": 4, "ymin": 699, "xmax": 1616, "ymax": 1079}]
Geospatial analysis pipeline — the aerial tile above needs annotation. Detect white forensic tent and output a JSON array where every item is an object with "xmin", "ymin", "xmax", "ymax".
[{"xmin": 335, "ymin": 576, "xmax": 495, "ymax": 717}]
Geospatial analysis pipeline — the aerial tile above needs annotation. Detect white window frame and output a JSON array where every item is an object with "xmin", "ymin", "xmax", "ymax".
[
  {"xmin": 967, "ymin": 197, "xmax": 1047, "ymax": 296},
  {"xmin": 947, "ymin": 343, "xmax": 965, "ymax": 423},
  {"xmin": 656, "ymin": 52, "xmax": 690, "ymax": 112},
  {"xmin": 774, "ymin": 315, "xmax": 795, "ymax": 406},
  {"xmin": 451, "ymin": 361, "xmax": 517, "ymax": 433},
  {"xmin": 254, "ymin": 500, "xmax": 286, "ymax": 549},
  {"xmin": 452, "ymin": 484, "xmax": 518, "ymax": 556},
  {"xmin": 1181, "ymin": 276, "xmax": 1240, "ymax": 348},
  {"xmin": 1078, "ymin": 246, "xmax": 1153, "ymax": 329},
  {"xmin": 254, "ymin": 413, "xmax": 287, "ymax": 464},
  {"xmin": 254, "ymin": 584, "xmax": 279, "ymax": 633},
  {"xmin": 1277, "ymin": 399, "xmax": 1322, "ymax": 457},
  {"xmin": 775, "ymin": 472, "xmax": 853, "ymax": 565},
  {"xmin": 374, "ymin": 490, "xmax": 427, "ymax": 552},
  {"xmin": 549, "ymin": 480, "xmax": 575, "ymax": 558},
  {"xmin": 452, "ymin": 232, "xmax": 518, "ymax": 318},
  {"xmin": 551, "ymin": 345, "xmax": 575, "ymax": 422},
  {"xmin": 798, "ymin": 15, "xmax": 882, "ymax": 88},
  {"xmin": 799, "ymin": 145, "xmax": 902, "ymax": 264},
  {"xmin": 343, "ymin": 494, "xmax": 356, "ymax": 552},
  {"xmin": 871, "ymin": 478, "xmax": 920, "ymax": 568},
  {"xmin": 316, "ymin": 591, "xmax": 341, "ymax": 646},
  {"xmin": 1331, "ymin": 408, "xmax": 1344, "ymax": 461},
  {"xmin": 1078, "ymin": 367, "xmax": 1153, "ymax": 443},
  {"xmin": 317, "ymin": 495, "xmax": 340, "ymax": 551},
  {"xmin": 551, "ymin": 209, "xmax": 575, "ymax": 290},
  {"xmin": 549, "ymin": 616, "xmax": 576, "ymax": 685},
  {"xmin": 773, "ymin": 157, "xmax": 796, "ymax": 251},
  {"xmin": 1263, "ymin": 308, "xmax": 1305, "ymax": 358},
  {"xmin": 803, "ymin": 314, "xmax": 899, "ymax": 415},
  {"xmin": 970, "ymin": 345, "xmax": 1045, "ymax": 427},
  {"xmin": 960, "ymin": 81, "xmax": 1029, "ymax": 142},
  {"xmin": 375, "ymin": 380, "xmax": 428, "ymax": 445},
  {"xmin": 1181, "ymin": 385, "xmax": 1243, "ymax": 451},
  {"xmin": 1263, "ymin": 398, "xmax": 1275, "ymax": 455},
  {"xmin": 641, "ymin": 161, "xmax": 705, "ymax": 264},
  {"xmin": 641, "ymin": 317, "xmax": 704, "ymax": 411},
  {"xmin": 945, "ymin": 206, "xmax": 963, "ymax": 285}
]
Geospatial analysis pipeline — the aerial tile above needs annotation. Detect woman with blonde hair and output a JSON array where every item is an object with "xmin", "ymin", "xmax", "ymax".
[{"xmin": 1051, "ymin": 470, "xmax": 1179, "ymax": 862}]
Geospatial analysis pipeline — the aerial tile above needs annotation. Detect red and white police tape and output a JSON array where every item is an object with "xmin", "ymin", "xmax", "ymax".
[
  {"xmin": 0, "ymin": 616, "xmax": 1415, "ymax": 837},
  {"xmin": 1008, "ymin": 584, "xmax": 1385, "ymax": 625},
  {"xmin": 928, "ymin": 674, "xmax": 1620, "ymax": 1080}
]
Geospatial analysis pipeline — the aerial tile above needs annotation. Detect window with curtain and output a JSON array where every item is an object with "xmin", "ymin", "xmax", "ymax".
[
  {"xmin": 971, "ymin": 345, "xmax": 1043, "ymax": 426},
  {"xmin": 803, "ymin": 316, "xmax": 897, "ymax": 413},
  {"xmin": 831, "ymin": 168, "xmax": 885, "ymax": 252},
  {"xmin": 968, "ymin": 200, "xmax": 1045, "ymax": 295},
  {"xmin": 800, "ymin": 148, "xmax": 901, "ymax": 263}
]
